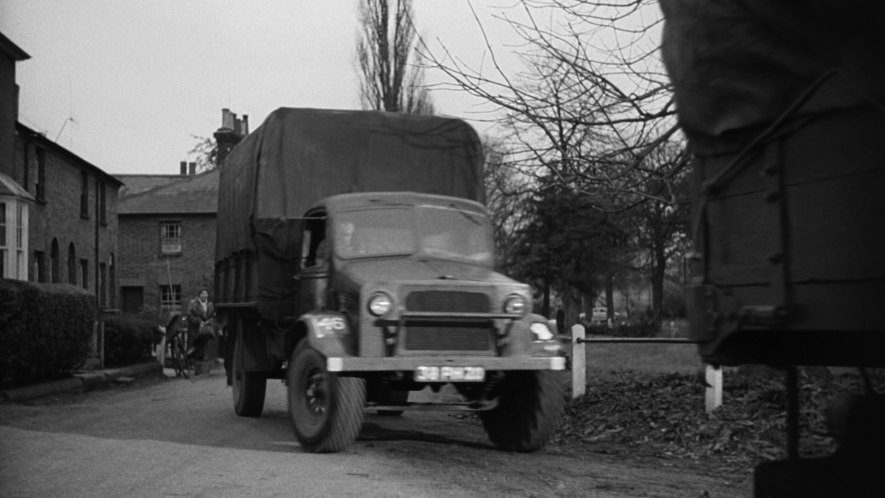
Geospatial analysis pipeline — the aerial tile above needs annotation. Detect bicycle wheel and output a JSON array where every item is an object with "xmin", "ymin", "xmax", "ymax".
[{"xmin": 170, "ymin": 333, "xmax": 191, "ymax": 379}]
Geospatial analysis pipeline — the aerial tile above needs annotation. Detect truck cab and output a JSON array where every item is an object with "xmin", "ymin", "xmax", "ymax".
[
  {"xmin": 296, "ymin": 191, "xmax": 563, "ymax": 371},
  {"xmin": 228, "ymin": 191, "xmax": 566, "ymax": 453}
]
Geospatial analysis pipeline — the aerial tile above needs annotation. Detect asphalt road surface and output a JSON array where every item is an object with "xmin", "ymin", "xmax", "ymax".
[{"xmin": 0, "ymin": 370, "xmax": 749, "ymax": 497}]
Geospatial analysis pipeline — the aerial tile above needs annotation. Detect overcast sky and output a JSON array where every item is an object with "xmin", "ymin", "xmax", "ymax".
[{"xmin": 0, "ymin": 0, "xmax": 523, "ymax": 175}]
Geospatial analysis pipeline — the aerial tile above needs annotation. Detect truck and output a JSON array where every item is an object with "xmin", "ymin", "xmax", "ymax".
[
  {"xmin": 660, "ymin": 1, "xmax": 885, "ymax": 495},
  {"xmin": 214, "ymin": 107, "xmax": 566, "ymax": 453}
]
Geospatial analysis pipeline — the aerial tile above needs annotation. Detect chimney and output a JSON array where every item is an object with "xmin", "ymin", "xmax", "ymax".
[
  {"xmin": 180, "ymin": 161, "xmax": 187, "ymax": 176},
  {"xmin": 188, "ymin": 162, "xmax": 197, "ymax": 175},
  {"xmin": 214, "ymin": 107, "xmax": 248, "ymax": 168}
]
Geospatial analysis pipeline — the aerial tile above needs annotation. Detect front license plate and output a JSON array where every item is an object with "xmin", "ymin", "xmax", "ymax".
[{"xmin": 414, "ymin": 366, "xmax": 485, "ymax": 382}]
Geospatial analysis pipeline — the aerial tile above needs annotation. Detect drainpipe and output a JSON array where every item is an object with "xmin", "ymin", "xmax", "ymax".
[{"xmin": 94, "ymin": 177, "xmax": 102, "ymax": 367}]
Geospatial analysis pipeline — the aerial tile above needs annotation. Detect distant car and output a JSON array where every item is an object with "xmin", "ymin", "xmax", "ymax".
[{"xmin": 590, "ymin": 307, "xmax": 608, "ymax": 325}]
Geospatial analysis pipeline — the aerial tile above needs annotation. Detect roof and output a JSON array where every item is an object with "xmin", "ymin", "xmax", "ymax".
[
  {"xmin": 0, "ymin": 31, "xmax": 30, "ymax": 61},
  {"xmin": 116, "ymin": 174, "xmax": 191, "ymax": 197},
  {"xmin": 118, "ymin": 168, "xmax": 218, "ymax": 215},
  {"xmin": 0, "ymin": 171, "xmax": 36, "ymax": 201},
  {"xmin": 16, "ymin": 123, "xmax": 123, "ymax": 187}
]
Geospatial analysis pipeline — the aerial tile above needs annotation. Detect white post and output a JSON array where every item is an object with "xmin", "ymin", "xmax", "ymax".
[
  {"xmin": 705, "ymin": 364, "xmax": 722, "ymax": 413},
  {"xmin": 571, "ymin": 324, "xmax": 586, "ymax": 399}
]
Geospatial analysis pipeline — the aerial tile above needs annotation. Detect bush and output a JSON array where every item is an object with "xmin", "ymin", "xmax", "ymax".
[
  {"xmin": 102, "ymin": 313, "xmax": 160, "ymax": 367},
  {"xmin": 0, "ymin": 279, "xmax": 96, "ymax": 388}
]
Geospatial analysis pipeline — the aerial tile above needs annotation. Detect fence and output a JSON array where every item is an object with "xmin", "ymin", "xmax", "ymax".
[{"xmin": 568, "ymin": 323, "xmax": 722, "ymax": 413}]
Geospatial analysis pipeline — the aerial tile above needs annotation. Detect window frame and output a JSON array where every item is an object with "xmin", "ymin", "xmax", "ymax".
[
  {"xmin": 159, "ymin": 284, "xmax": 182, "ymax": 315},
  {"xmin": 160, "ymin": 221, "xmax": 182, "ymax": 255}
]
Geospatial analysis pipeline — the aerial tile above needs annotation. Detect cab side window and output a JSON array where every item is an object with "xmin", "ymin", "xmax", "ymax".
[{"xmin": 302, "ymin": 214, "xmax": 328, "ymax": 269}]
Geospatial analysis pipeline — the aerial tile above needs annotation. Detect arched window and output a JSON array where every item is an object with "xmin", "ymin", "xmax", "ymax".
[
  {"xmin": 50, "ymin": 238, "xmax": 60, "ymax": 283},
  {"xmin": 68, "ymin": 243, "xmax": 77, "ymax": 285}
]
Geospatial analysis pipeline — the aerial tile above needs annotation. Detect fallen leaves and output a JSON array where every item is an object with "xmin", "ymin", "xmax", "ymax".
[{"xmin": 555, "ymin": 369, "xmax": 884, "ymax": 475}]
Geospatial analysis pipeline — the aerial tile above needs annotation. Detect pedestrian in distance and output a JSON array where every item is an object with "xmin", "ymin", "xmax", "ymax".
[{"xmin": 186, "ymin": 288, "xmax": 216, "ymax": 375}]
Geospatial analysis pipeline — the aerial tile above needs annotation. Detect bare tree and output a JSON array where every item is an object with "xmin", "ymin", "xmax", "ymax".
[
  {"xmin": 421, "ymin": 0, "xmax": 689, "ymax": 326},
  {"xmin": 356, "ymin": 0, "xmax": 434, "ymax": 114},
  {"xmin": 188, "ymin": 135, "xmax": 217, "ymax": 173}
]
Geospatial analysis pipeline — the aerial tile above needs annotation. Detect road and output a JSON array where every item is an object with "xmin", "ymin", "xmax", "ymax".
[{"xmin": 0, "ymin": 371, "xmax": 750, "ymax": 497}]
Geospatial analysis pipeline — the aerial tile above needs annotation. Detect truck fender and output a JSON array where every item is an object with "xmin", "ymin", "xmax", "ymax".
[{"xmin": 296, "ymin": 312, "xmax": 356, "ymax": 359}]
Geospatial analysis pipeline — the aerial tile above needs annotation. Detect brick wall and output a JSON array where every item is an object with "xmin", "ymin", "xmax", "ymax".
[{"xmin": 118, "ymin": 213, "xmax": 216, "ymax": 314}]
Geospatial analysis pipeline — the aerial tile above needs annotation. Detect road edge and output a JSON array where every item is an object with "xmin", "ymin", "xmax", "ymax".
[{"xmin": 1, "ymin": 362, "xmax": 164, "ymax": 402}]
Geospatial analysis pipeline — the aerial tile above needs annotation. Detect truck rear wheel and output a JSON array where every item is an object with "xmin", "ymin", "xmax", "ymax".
[
  {"xmin": 232, "ymin": 328, "xmax": 267, "ymax": 417},
  {"xmin": 479, "ymin": 370, "xmax": 565, "ymax": 452},
  {"xmin": 287, "ymin": 343, "xmax": 367, "ymax": 453}
]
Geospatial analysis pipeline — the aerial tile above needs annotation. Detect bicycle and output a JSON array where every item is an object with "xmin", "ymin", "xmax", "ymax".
[{"xmin": 164, "ymin": 314, "xmax": 192, "ymax": 379}]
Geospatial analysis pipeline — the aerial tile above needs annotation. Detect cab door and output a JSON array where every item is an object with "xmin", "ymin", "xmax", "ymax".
[{"xmin": 295, "ymin": 209, "xmax": 330, "ymax": 316}]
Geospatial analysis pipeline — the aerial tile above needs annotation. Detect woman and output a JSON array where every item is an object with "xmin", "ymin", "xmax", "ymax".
[{"xmin": 186, "ymin": 288, "xmax": 216, "ymax": 375}]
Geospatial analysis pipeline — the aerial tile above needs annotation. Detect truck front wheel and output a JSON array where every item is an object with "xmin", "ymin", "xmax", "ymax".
[
  {"xmin": 287, "ymin": 343, "xmax": 367, "ymax": 453},
  {"xmin": 479, "ymin": 370, "xmax": 565, "ymax": 452},
  {"xmin": 232, "ymin": 329, "xmax": 267, "ymax": 417}
]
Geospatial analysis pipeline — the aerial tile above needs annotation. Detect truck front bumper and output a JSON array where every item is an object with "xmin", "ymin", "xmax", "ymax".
[{"xmin": 326, "ymin": 355, "xmax": 565, "ymax": 372}]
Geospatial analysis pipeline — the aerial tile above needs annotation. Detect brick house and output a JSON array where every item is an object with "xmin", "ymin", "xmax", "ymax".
[
  {"xmin": 2, "ymin": 31, "xmax": 122, "ymax": 305},
  {"xmin": 13, "ymin": 124, "xmax": 122, "ymax": 305},
  {"xmin": 116, "ymin": 109, "xmax": 247, "ymax": 317}
]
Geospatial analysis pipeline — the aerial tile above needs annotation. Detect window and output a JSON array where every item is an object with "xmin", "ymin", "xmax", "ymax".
[
  {"xmin": 80, "ymin": 170, "xmax": 89, "ymax": 218},
  {"xmin": 301, "ymin": 212, "xmax": 327, "ymax": 269},
  {"xmin": 99, "ymin": 182, "xmax": 107, "ymax": 225},
  {"xmin": 160, "ymin": 284, "xmax": 181, "ymax": 314},
  {"xmin": 15, "ymin": 204, "xmax": 24, "ymax": 280},
  {"xmin": 80, "ymin": 258, "xmax": 88, "ymax": 289},
  {"xmin": 15, "ymin": 204, "xmax": 23, "ymax": 249},
  {"xmin": 35, "ymin": 147, "xmax": 45, "ymax": 202},
  {"xmin": 160, "ymin": 222, "xmax": 182, "ymax": 254}
]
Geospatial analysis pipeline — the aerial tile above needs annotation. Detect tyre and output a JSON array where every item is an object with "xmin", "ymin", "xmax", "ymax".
[
  {"xmin": 170, "ymin": 336, "xmax": 191, "ymax": 379},
  {"xmin": 287, "ymin": 343, "xmax": 367, "ymax": 453},
  {"xmin": 232, "ymin": 328, "xmax": 267, "ymax": 417},
  {"xmin": 479, "ymin": 370, "xmax": 565, "ymax": 452}
]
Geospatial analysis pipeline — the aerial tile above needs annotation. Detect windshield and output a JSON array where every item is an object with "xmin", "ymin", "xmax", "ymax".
[{"xmin": 334, "ymin": 204, "xmax": 493, "ymax": 265}]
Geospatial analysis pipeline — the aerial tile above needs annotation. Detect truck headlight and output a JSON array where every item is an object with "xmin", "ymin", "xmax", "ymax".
[
  {"xmin": 530, "ymin": 322, "xmax": 554, "ymax": 341},
  {"xmin": 367, "ymin": 291, "xmax": 394, "ymax": 317},
  {"xmin": 503, "ymin": 294, "xmax": 528, "ymax": 315}
]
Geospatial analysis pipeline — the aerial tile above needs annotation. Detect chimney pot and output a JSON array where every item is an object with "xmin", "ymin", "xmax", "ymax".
[
  {"xmin": 180, "ymin": 161, "xmax": 187, "ymax": 175},
  {"xmin": 242, "ymin": 115, "xmax": 249, "ymax": 135},
  {"xmin": 222, "ymin": 108, "xmax": 234, "ymax": 130},
  {"xmin": 189, "ymin": 162, "xmax": 196, "ymax": 175}
]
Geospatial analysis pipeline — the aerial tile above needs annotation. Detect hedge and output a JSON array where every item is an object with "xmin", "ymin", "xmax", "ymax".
[
  {"xmin": 102, "ymin": 313, "xmax": 161, "ymax": 367},
  {"xmin": 0, "ymin": 279, "xmax": 96, "ymax": 388}
]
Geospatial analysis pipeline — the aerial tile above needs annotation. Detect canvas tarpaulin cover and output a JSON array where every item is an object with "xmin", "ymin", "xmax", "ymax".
[
  {"xmin": 660, "ymin": 0, "xmax": 885, "ymax": 155},
  {"xmin": 215, "ymin": 108, "xmax": 484, "ymax": 319}
]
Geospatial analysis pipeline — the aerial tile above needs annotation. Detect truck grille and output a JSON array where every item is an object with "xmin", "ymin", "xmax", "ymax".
[
  {"xmin": 405, "ymin": 291, "xmax": 491, "ymax": 313},
  {"xmin": 403, "ymin": 322, "xmax": 492, "ymax": 351}
]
